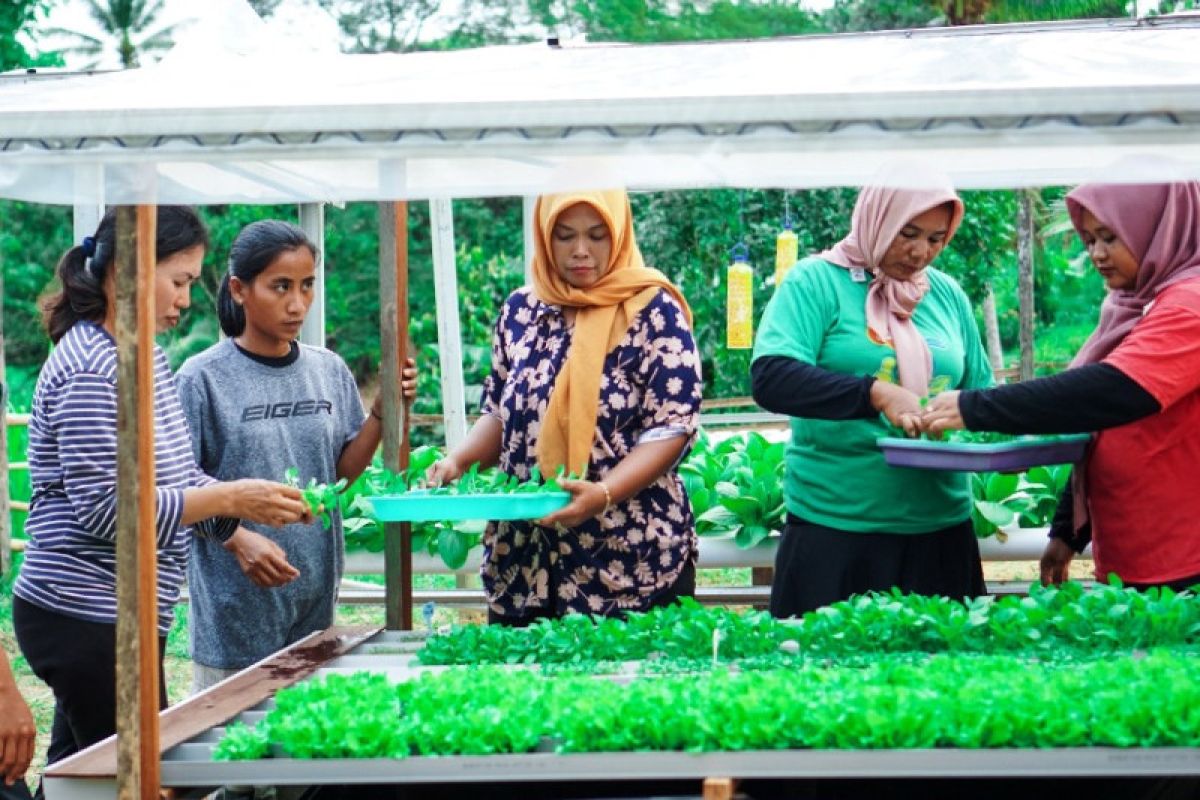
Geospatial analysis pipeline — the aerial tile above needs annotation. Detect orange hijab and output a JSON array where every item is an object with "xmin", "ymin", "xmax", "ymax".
[{"xmin": 532, "ymin": 190, "xmax": 693, "ymax": 478}]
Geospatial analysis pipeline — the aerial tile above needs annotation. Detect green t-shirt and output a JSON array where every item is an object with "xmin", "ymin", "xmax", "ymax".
[{"xmin": 753, "ymin": 257, "xmax": 993, "ymax": 534}]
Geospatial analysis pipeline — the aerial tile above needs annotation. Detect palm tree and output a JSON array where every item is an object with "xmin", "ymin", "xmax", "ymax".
[{"xmin": 45, "ymin": 0, "xmax": 180, "ymax": 69}]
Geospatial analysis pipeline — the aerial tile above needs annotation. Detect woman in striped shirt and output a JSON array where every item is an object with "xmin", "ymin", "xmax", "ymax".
[{"xmin": 11, "ymin": 206, "xmax": 308, "ymax": 789}]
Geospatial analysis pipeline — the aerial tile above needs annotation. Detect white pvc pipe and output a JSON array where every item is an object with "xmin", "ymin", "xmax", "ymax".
[{"xmin": 430, "ymin": 198, "xmax": 469, "ymax": 449}]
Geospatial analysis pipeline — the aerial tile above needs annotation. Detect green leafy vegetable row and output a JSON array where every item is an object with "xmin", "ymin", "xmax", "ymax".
[
  {"xmin": 215, "ymin": 648, "xmax": 1200, "ymax": 761},
  {"xmin": 418, "ymin": 582, "xmax": 1200, "ymax": 667}
]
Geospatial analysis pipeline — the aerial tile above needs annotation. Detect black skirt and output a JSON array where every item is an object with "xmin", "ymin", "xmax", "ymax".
[{"xmin": 769, "ymin": 514, "xmax": 986, "ymax": 618}]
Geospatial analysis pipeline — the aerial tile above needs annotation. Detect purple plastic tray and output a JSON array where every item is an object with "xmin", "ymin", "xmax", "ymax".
[{"xmin": 877, "ymin": 434, "xmax": 1091, "ymax": 472}]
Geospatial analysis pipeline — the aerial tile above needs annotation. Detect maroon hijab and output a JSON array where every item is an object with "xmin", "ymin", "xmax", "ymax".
[{"xmin": 1068, "ymin": 182, "xmax": 1200, "ymax": 366}]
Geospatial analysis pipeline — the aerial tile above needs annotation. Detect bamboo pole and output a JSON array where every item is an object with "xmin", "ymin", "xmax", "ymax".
[
  {"xmin": 378, "ymin": 201, "xmax": 413, "ymax": 630},
  {"xmin": 113, "ymin": 205, "xmax": 160, "ymax": 800}
]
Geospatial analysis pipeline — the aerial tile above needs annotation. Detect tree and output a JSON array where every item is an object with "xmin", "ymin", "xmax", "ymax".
[
  {"xmin": 822, "ymin": 0, "xmax": 941, "ymax": 32},
  {"xmin": 317, "ymin": 0, "xmax": 444, "ymax": 53},
  {"xmin": 246, "ymin": 0, "xmax": 284, "ymax": 19},
  {"xmin": 1, "ymin": 0, "xmax": 61, "ymax": 71},
  {"xmin": 45, "ymin": 0, "xmax": 179, "ymax": 69},
  {"xmin": 980, "ymin": 0, "xmax": 1131, "ymax": 21},
  {"xmin": 526, "ymin": 0, "xmax": 819, "ymax": 43}
]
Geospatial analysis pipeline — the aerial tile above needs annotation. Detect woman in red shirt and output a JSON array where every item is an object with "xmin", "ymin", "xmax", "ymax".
[{"xmin": 922, "ymin": 181, "xmax": 1200, "ymax": 590}]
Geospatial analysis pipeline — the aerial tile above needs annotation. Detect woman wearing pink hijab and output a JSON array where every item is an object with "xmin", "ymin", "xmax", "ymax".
[
  {"xmin": 924, "ymin": 182, "xmax": 1200, "ymax": 591},
  {"xmin": 752, "ymin": 176, "xmax": 993, "ymax": 617}
]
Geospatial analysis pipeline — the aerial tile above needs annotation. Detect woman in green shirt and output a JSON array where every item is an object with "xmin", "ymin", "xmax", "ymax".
[{"xmin": 751, "ymin": 178, "xmax": 993, "ymax": 617}]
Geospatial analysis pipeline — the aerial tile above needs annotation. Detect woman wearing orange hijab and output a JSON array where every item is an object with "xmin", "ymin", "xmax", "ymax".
[{"xmin": 428, "ymin": 189, "xmax": 703, "ymax": 626}]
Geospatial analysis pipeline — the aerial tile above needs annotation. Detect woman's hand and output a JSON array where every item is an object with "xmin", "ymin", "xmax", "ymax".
[
  {"xmin": 402, "ymin": 357, "xmax": 417, "ymax": 401},
  {"xmin": 537, "ymin": 479, "xmax": 608, "ymax": 529},
  {"xmin": 1039, "ymin": 538, "xmax": 1075, "ymax": 586},
  {"xmin": 223, "ymin": 527, "xmax": 300, "ymax": 588},
  {"xmin": 371, "ymin": 358, "xmax": 419, "ymax": 420},
  {"xmin": 920, "ymin": 390, "xmax": 965, "ymax": 438},
  {"xmin": 228, "ymin": 480, "xmax": 308, "ymax": 528},
  {"xmin": 0, "ymin": 667, "xmax": 34, "ymax": 787},
  {"xmin": 426, "ymin": 457, "xmax": 463, "ymax": 488},
  {"xmin": 870, "ymin": 380, "xmax": 923, "ymax": 437}
]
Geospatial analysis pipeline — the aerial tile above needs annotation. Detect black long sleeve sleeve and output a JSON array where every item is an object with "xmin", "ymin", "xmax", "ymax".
[
  {"xmin": 959, "ymin": 363, "xmax": 1160, "ymax": 434},
  {"xmin": 1047, "ymin": 480, "xmax": 1092, "ymax": 553},
  {"xmin": 750, "ymin": 355, "xmax": 877, "ymax": 420}
]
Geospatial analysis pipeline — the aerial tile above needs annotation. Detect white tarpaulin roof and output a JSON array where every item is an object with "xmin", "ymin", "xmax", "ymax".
[{"xmin": 3, "ymin": 8, "xmax": 1200, "ymax": 204}]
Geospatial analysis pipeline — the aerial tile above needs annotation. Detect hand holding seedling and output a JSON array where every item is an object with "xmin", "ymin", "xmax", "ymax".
[
  {"xmin": 425, "ymin": 457, "xmax": 463, "ymax": 488},
  {"xmin": 537, "ymin": 478, "xmax": 608, "ymax": 528},
  {"xmin": 870, "ymin": 380, "xmax": 923, "ymax": 437},
  {"xmin": 228, "ymin": 479, "xmax": 310, "ymax": 528},
  {"xmin": 920, "ymin": 390, "xmax": 965, "ymax": 438},
  {"xmin": 283, "ymin": 468, "xmax": 347, "ymax": 528}
]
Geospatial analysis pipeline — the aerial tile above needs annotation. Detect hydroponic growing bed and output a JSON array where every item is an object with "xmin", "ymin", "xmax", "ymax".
[{"xmin": 84, "ymin": 583, "xmax": 1200, "ymax": 799}]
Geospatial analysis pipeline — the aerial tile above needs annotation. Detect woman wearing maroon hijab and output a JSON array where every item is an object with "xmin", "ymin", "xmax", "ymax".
[{"xmin": 923, "ymin": 181, "xmax": 1200, "ymax": 590}]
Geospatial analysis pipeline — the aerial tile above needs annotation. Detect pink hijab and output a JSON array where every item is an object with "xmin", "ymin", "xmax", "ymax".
[
  {"xmin": 821, "ymin": 181, "xmax": 965, "ymax": 396},
  {"xmin": 1069, "ymin": 182, "xmax": 1200, "ymax": 366}
]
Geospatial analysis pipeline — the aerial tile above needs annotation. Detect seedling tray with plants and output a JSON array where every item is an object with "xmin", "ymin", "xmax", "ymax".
[
  {"xmin": 365, "ymin": 460, "xmax": 571, "ymax": 523},
  {"xmin": 877, "ymin": 432, "xmax": 1090, "ymax": 472},
  {"xmin": 368, "ymin": 490, "xmax": 570, "ymax": 522}
]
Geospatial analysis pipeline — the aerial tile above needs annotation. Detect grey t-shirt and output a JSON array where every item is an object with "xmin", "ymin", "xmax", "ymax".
[{"xmin": 176, "ymin": 339, "xmax": 365, "ymax": 669}]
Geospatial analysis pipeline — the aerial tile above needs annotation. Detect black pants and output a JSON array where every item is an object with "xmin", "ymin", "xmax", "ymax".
[
  {"xmin": 1127, "ymin": 571, "xmax": 1200, "ymax": 593},
  {"xmin": 12, "ymin": 597, "xmax": 166, "ymax": 797},
  {"xmin": 770, "ymin": 516, "xmax": 986, "ymax": 618},
  {"xmin": 488, "ymin": 560, "xmax": 697, "ymax": 627},
  {"xmin": 0, "ymin": 781, "xmax": 33, "ymax": 800}
]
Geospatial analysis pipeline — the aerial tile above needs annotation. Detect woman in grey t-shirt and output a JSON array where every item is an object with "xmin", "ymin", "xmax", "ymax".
[{"xmin": 176, "ymin": 220, "xmax": 416, "ymax": 690}]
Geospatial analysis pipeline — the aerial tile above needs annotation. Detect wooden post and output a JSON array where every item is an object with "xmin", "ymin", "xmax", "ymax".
[
  {"xmin": 0, "ymin": 252, "xmax": 9, "ymax": 578},
  {"xmin": 113, "ymin": 205, "xmax": 160, "ymax": 800},
  {"xmin": 379, "ymin": 201, "xmax": 413, "ymax": 630},
  {"xmin": 702, "ymin": 777, "xmax": 738, "ymax": 800},
  {"xmin": 1017, "ymin": 189, "xmax": 1037, "ymax": 382}
]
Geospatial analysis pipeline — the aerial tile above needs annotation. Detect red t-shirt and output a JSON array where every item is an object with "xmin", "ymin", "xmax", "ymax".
[{"xmin": 1090, "ymin": 277, "xmax": 1200, "ymax": 584}]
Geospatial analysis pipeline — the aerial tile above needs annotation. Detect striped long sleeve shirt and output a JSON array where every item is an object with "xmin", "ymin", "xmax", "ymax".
[{"xmin": 14, "ymin": 321, "xmax": 236, "ymax": 635}]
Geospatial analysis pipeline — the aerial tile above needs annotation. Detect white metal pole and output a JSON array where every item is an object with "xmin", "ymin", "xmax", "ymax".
[
  {"xmin": 522, "ymin": 195, "xmax": 537, "ymax": 285},
  {"xmin": 298, "ymin": 203, "xmax": 326, "ymax": 347},
  {"xmin": 73, "ymin": 165, "xmax": 105, "ymax": 243},
  {"xmin": 429, "ymin": 198, "xmax": 468, "ymax": 449}
]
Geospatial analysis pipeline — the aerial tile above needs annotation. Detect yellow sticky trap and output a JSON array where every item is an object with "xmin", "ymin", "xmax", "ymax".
[
  {"xmin": 774, "ymin": 224, "xmax": 798, "ymax": 287},
  {"xmin": 726, "ymin": 249, "xmax": 753, "ymax": 350}
]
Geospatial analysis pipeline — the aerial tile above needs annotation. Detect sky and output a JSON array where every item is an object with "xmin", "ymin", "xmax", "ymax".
[{"xmin": 30, "ymin": 0, "xmax": 1158, "ymax": 71}]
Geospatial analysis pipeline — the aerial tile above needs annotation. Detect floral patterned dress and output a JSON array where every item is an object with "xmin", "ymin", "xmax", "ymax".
[{"xmin": 479, "ymin": 287, "xmax": 703, "ymax": 618}]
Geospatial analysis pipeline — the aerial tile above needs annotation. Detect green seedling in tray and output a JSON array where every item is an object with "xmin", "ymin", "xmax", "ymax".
[{"xmin": 283, "ymin": 467, "xmax": 347, "ymax": 527}]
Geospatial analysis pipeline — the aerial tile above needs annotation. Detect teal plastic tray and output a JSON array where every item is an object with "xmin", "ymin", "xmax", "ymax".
[
  {"xmin": 877, "ymin": 434, "xmax": 1090, "ymax": 472},
  {"xmin": 366, "ymin": 491, "xmax": 571, "ymax": 522}
]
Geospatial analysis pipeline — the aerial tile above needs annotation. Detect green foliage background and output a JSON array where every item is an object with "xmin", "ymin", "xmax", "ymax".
[
  {"xmin": 0, "ymin": 0, "xmax": 1120, "ymax": 409},
  {"xmin": 1, "ymin": 188, "xmax": 1104, "ymax": 414}
]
